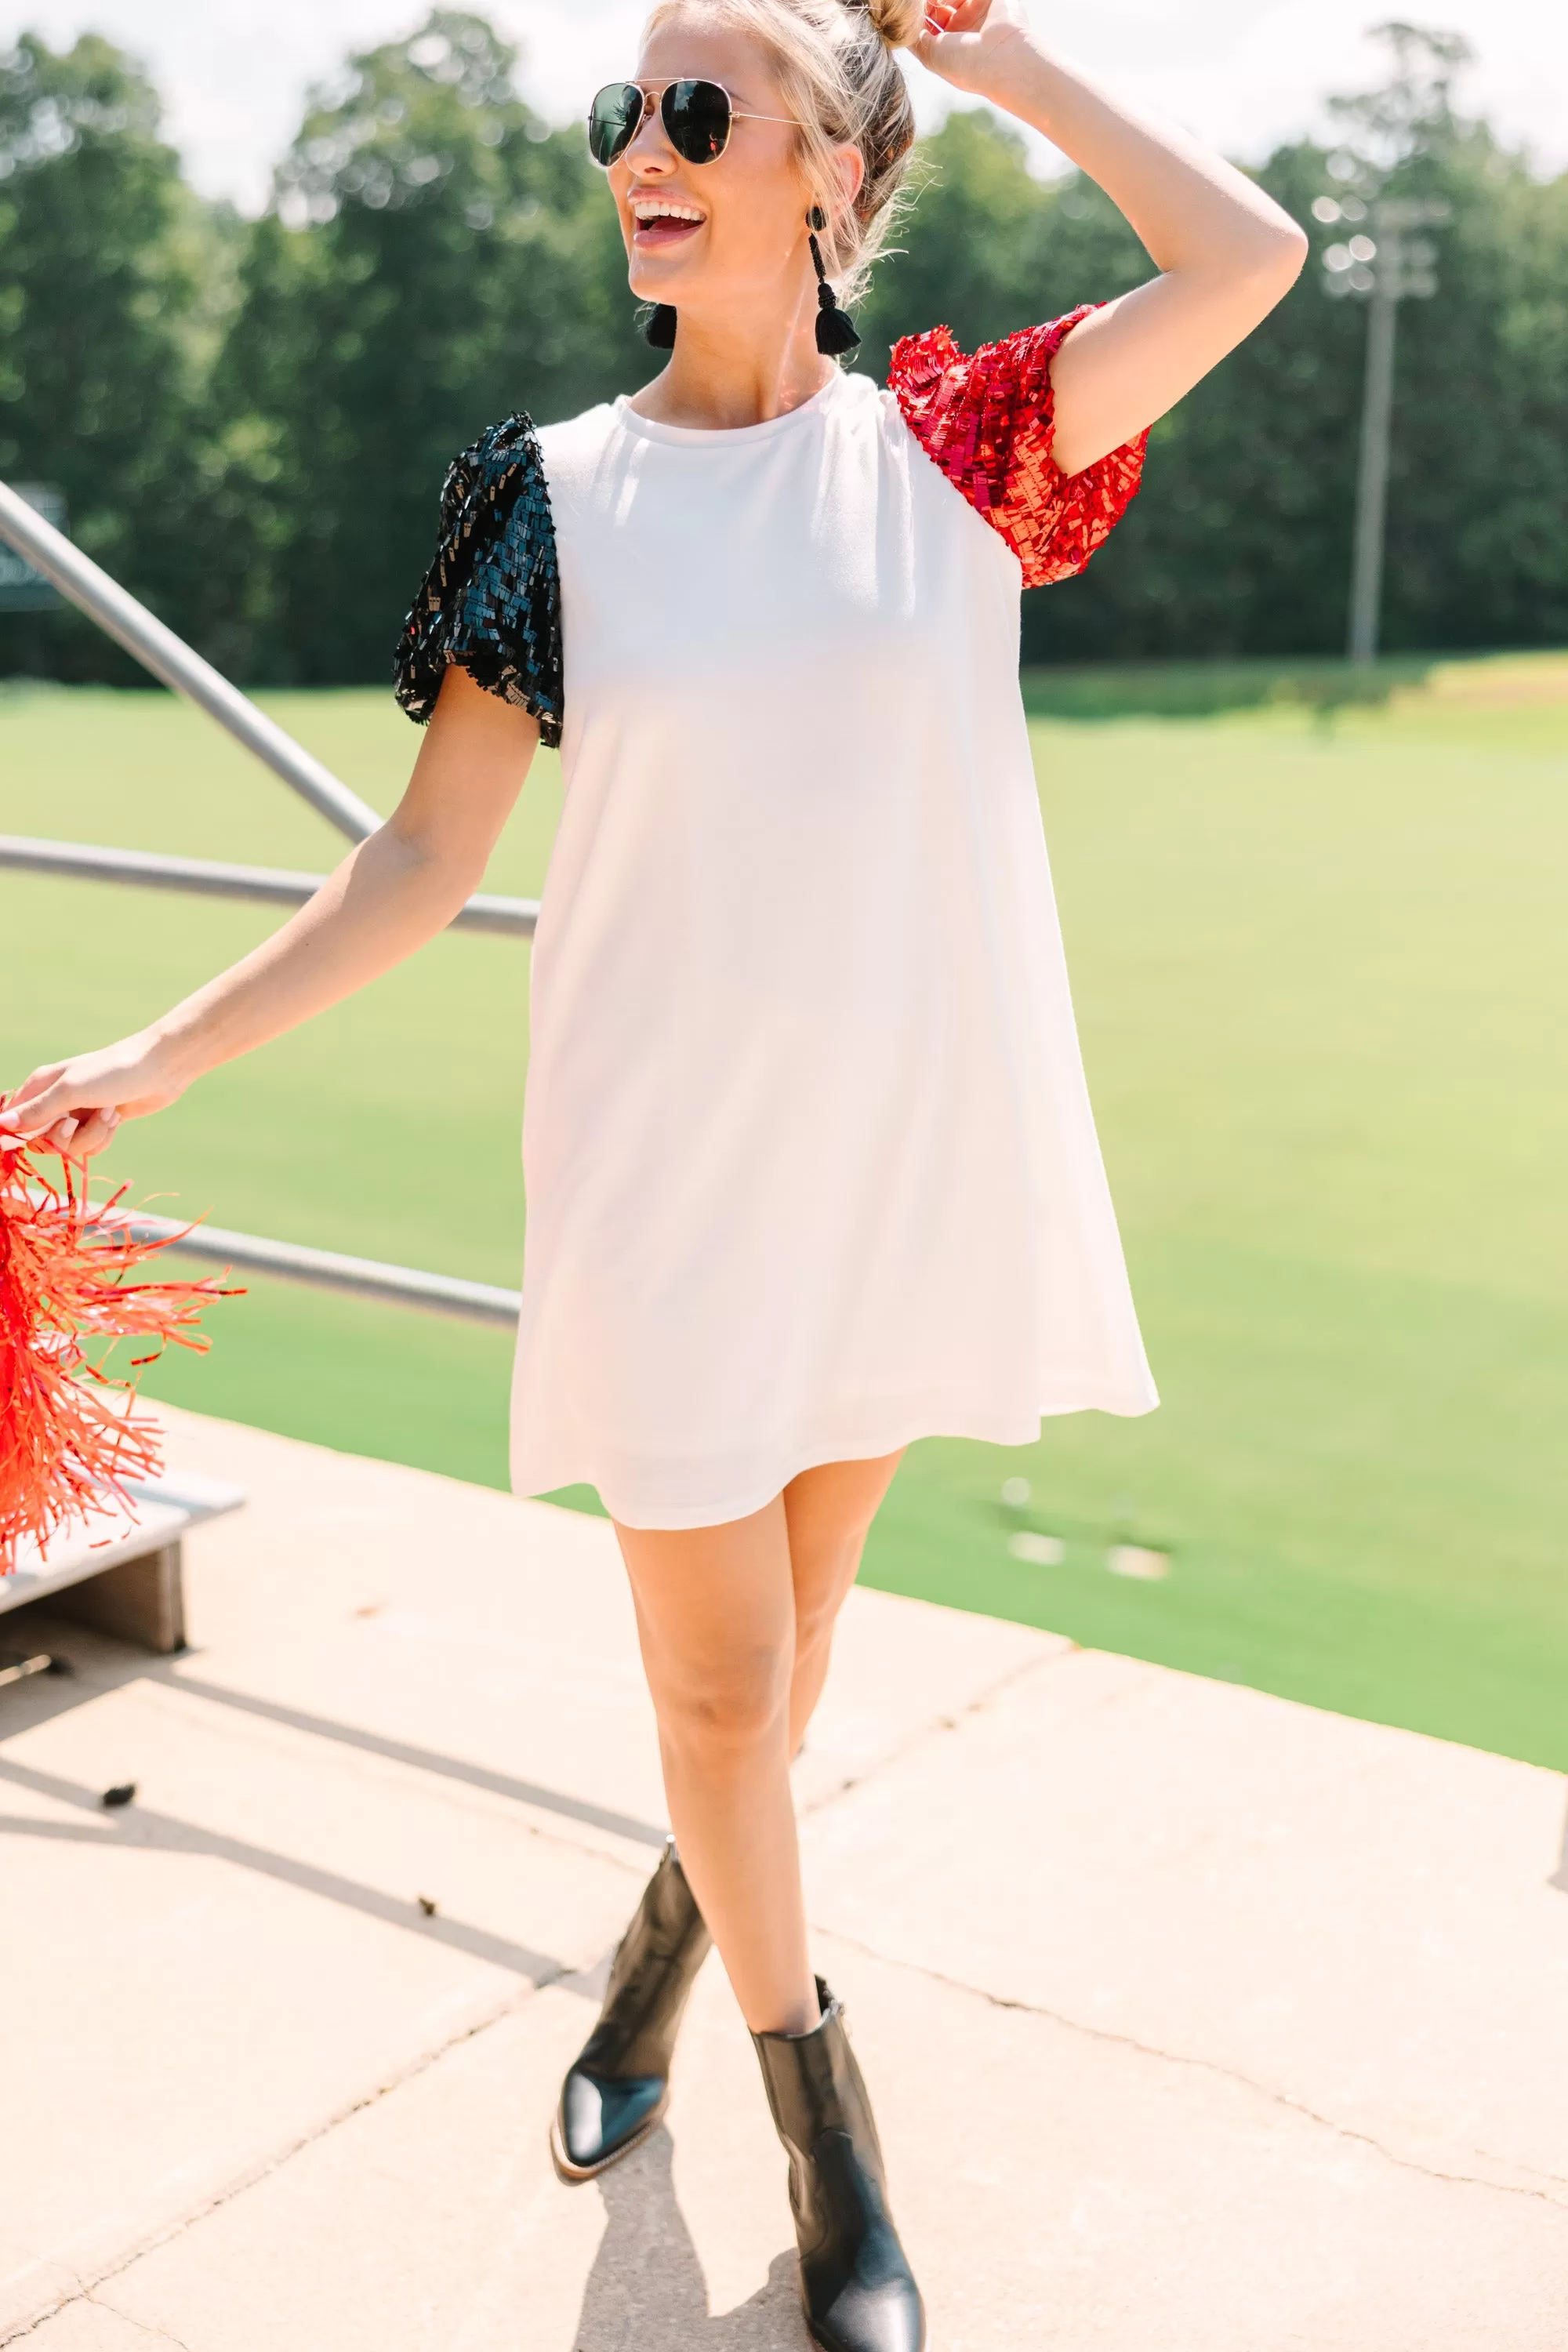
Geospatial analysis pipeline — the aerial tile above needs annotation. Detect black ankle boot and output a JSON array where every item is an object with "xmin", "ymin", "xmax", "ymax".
[
  {"xmin": 753, "ymin": 1978, "xmax": 926, "ymax": 2352},
  {"xmin": 551, "ymin": 1838, "xmax": 712, "ymax": 2182}
]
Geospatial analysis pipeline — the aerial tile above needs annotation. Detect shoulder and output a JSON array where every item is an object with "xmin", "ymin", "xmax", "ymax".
[
  {"xmin": 458, "ymin": 411, "xmax": 545, "ymax": 471},
  {"xmin": 887, "ymin": 310, "xmax": 1098, "ymax": 443},
  {"xmin": 441, "ymin": 412, "xmax": 545, "ymax": 507},
  {"xmin": 426, "ymin": 413, "xmax": 554, "ymax": 561},
  {"xmin": 439, "ymin": 401, "xmax": 615, "ymax": 516},
  {"xmin": 423, "ymin": 399, "xmax": 628, "ymax": 572},
  {"xmin": 395, "ymin": 408, "xmax": 566, "ymax": 742},
  {"xmin": 533, "ymin": 401, "xmax": 622, "ymax": 499},
  {"xmin": 884, "ymin": 310, "xmax": 1145, "ymax": 590},
  {"xmin": 534, "ymin": 401, "xmax": 619, "ymax": 460}
]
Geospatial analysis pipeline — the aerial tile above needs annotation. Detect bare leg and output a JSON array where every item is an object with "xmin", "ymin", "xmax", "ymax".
[
  {"xmin": 615, "ymin": 1494, "xmax": 813, "ymax": 2035},
  {"xmin": 611, "ymin": 1449, "xmax": 903, "ymax": 2039},
  {"xmin": 783, "ymin": 1450, "xmax": 905, "ymax": 1757}
]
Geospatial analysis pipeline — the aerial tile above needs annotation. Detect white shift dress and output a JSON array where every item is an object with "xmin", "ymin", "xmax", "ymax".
[{"xmin": 397, "ymin": 312, "xmax": 1159, "ymax": 1530}]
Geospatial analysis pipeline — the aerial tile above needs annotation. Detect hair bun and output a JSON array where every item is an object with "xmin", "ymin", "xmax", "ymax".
[{"xmin": 857, "ymin": 0, "xmax": 925, "ymax": 49}]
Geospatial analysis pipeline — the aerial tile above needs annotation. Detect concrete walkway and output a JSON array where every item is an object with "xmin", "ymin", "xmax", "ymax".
[{"xmin": 3, "ymin": 1405, "xmax": 1566, "ymax": 2349}]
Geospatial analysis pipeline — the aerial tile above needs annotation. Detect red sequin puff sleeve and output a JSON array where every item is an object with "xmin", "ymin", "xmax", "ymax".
[{"xmin": 888, "ymin": 306, "xmax": 1147, "ymax": 589}]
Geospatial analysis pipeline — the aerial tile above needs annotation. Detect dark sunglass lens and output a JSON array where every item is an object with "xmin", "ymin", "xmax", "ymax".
[
  {"xmin": 662, "ymin": 79, "xmax": 731, "ymax": 164},
  {"xmin": 587, "ymin": 82, "xmax": 644, "ymax": 167}
]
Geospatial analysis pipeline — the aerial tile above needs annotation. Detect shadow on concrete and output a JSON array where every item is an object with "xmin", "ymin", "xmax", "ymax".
[
  {"xmin": 0, "ymin": 1608, "xmax": 666, "ymax": 1848},
  {"xmin": 575, "ymin": 2128, "xmax": 805, "ymax": 2351},
  {"xmin": 172, "ymin": 1671, "xmax": 668, "ymax": 1849},
  {"xmin": 0, "ymin": 1749, "xmax": 588, "ymax": 1989}
]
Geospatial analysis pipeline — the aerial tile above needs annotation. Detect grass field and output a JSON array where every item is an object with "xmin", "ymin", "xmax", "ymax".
[{"xmin": 2, "ymin": 656, "xmax": 1565, "ymax": 1769}]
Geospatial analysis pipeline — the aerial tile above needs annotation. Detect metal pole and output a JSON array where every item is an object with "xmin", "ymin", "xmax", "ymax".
[
  {"xmin": 0, "ymin": 480, "xmax": 381, "ymax": 844},
  {"xmin": 0, "ymin": 838, "xmax": 339, "ymax": 908},
  {"xmin": 1347, "ymin": 271, "xmax": 1399, "ymax": 664},
  {"xmin": 0, "ymin": 834, "xmax": 539, "ymax": 937},
  {"xmin": 101, "ymin": 1205, "xmax": 523, "ymax": 1327}
]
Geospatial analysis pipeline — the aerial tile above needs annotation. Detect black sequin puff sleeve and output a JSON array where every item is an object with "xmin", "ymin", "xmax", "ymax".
[{"xmin": 394, "ymin": 412, "xmax": 563, "ymax": 748}]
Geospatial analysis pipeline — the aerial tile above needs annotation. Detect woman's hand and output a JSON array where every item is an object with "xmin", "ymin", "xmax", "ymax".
[
  {"xmin": 0, "ymin": 1033, "xmax": 191, "ymax": 1162},
  {"xmin": 913, "ymin": 0, "xmax": 1033, "ymax": 99}
]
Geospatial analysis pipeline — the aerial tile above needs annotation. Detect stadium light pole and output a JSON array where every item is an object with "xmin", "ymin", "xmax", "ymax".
[{"xmin": 1314, "ymin": 178, "xmax": 1448, "ymax": 664}]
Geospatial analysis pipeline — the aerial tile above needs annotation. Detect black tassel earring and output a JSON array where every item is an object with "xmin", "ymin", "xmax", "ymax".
[
  {"xmin": 808, "ymin": 207, "xmax": 860, "ymax": 356},
  {"xmin": 644, "ymin": 303, "xmax": 677, "ymax": 349}
]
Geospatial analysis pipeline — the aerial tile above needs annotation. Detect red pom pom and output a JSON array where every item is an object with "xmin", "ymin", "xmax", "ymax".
[{"xmin": 0, "ymin": 1133, "xmax": 238, "ymax": 1575}]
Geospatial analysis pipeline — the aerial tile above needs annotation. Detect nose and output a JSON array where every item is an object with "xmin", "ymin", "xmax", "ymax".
[{"xmin": 624, "ymin": 89, "xmax": 676, "ymax": 175}]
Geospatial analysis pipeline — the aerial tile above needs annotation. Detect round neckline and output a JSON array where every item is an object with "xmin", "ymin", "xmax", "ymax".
[{"xmin": 613, "ymin": 367, "xmax": 851, "ymax": 448}]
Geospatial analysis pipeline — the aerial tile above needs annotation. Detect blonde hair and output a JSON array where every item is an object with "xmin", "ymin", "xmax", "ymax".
[{"xmin": 643, "ymin": 0, "xmax": 921, "ymax": 303}]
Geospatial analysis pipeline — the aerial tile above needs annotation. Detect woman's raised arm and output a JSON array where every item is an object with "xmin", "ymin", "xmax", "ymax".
[
  {"xmin": 0, "ymin": 667, "xmax": 538, "ymax": 1160},
  {"xmin": 916, "ymin": 1, "xmax": 1308, "ymax": 474}
]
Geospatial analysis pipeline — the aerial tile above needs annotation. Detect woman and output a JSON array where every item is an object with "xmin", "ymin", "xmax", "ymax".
[{"xmin": 1, "ymin": 2, "xmax": 1304, "ymax": 2343}]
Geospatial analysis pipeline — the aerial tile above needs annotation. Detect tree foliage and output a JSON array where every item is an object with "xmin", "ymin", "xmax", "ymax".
[
  {"xmin": 0, "ymin": 15, "xmax": 1564, "ymax": 684},
  {"xmin": 865, "ymin": 48, "xmax": 1568, "ymax": 662},
  {"xmin": 205, "ymin": 11, "xmax": 641, "ymax": 682},
  {"xmin": 0, "ymin": 32, "xmax": 227, "ymax": 677}
]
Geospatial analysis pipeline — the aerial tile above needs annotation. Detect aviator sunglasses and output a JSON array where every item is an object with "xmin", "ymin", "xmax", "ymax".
[{"xmin": 588, "ymin": 78, "xmax": 798, "ymax": 169}]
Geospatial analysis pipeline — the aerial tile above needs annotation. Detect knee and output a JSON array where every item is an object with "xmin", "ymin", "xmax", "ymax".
[{"xmin": 653, "ymin": 1642, "xmax": 792, "ymax": 1766}]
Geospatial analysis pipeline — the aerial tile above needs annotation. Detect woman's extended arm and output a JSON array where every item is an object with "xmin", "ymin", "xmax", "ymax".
[
  {"xmin": 915, "ymin": 2, "xmax": 1308, "ymax": 474},
  {"xmin": 0, "ymin": 667, "xmax": 538, "ymax": 1160}
]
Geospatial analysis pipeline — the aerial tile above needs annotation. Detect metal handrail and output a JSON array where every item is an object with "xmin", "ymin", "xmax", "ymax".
[
  {"xmin": 106, "ymin": 1206, "xmax": 522, "ymax": 1327},
  {"xmin": 0, "ymin": 482, "xmax": 535, "ymax": 1322},
  {"xmin": 0, "ymin": 481, "xmax": 541, "ymax": 937},
  {"xmin": 0, "ymin": 836, "xmax": 539, "ymax": 938},
  {"xmin": 0, "ymin": 480, "xmax": 379, "ymax": 843}
]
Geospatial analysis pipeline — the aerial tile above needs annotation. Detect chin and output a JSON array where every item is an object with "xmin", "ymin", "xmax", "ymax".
[{"xmin": 629, "ymin": 271, "xmax": 694, "ymax": 309}]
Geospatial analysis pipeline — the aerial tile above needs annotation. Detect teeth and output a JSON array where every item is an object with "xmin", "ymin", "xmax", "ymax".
[{"xmin": 633, "ymin": 201, "xmax": 704, "ymax": 223}]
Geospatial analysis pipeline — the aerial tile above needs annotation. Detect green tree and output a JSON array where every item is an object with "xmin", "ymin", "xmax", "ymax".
[
  {"xmin": 0, "ymin": 32, "xmax": 223, "ymax": 681},
  {"xmin": 2, "ymin": 16, "xmax": 1563, "ymax": 686},
  {"xmin": 862, "ymin": 45, "xmax": 1568, "ymax": 662},
  {"xmin": 214, "ymin": 10, "xmax": 644, "ymax": 684}
]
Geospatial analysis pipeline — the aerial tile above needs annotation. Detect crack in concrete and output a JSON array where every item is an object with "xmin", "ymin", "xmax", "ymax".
[
  {"xmin": 0, "ymin": 1623, "xmax": 1069, "ymax": 2343},
  {"xmin": 1, "ymin": 1980, "xmax": 551, "ymax": 2348},
  {"xmin": 87, "ymin": 2289, "xmax": 200, "ymax": 2351},
  {"xmin": 822, "ymin": 1923, "xmax": 1568, "ymax": 2213},
  {"xmin": 801, "ymin": 1645, "xmax": 1071, "ymax": 1819},
  {"xmin": 807, "ymin": 1639, "xmax": 1568, "ymax": 2216},
  {"xmin": 17, "ymin": 1594, "xmax": 1559, "ymax": 2347}
]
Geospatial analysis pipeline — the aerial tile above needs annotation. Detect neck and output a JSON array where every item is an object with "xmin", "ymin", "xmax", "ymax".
[{"xmin": 630, "ymin": 278, "xmax": 834, "ymax": 430}]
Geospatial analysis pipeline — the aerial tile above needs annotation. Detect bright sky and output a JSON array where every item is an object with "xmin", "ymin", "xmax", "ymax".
[{"xmin": 5, "ymin": 0, "xmax": 1565, "ymax": 212}]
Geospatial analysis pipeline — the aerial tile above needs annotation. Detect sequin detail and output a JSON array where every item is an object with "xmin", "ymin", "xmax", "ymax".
[
  {"xmin": 394, "ymin": 412, "xmax": 563, "ymax": 747},
  {"xmin": 889, "ymin": 307, "xmax": 1147, "ymax": 589}
]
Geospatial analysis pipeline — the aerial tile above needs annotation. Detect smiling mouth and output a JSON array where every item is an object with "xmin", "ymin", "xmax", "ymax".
[{"xmin": 631, "ymin": 201, "xmax": 706, "ymax": 250}]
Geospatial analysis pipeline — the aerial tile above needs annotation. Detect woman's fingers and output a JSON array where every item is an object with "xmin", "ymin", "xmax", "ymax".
[
  {"xmin": 0, "ymin": 1064, "xmax": 66, "ymax": 1120},
  {"xmin": 2, "ymin": 1079, "xmax": 111, "ymax": 1143},
  {"xmin": 1, "ymin": 1081, "xmax": 94, "ymax": 1140},
  {"xmin": 63, "ymin": 1109, "xmax": 122, "ymax": 1161},
  {"xmin": 0, "ymin": 1085, "xmax": 68, "ymax": 1139},
  {"xmin": 0, "ymin": 1044, "xmax": 165, "ymax": 1142},
  {"xmin": 0, "ymin": 1081, "xmax": 126, "ymax": 1160},
  {"xmin": 916, "ymin": 5, "xmax": 982, "ymax": 72},
  {"xmin": 916, "ymin": 0, "xmax": 1025, "ymax": 75}
]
